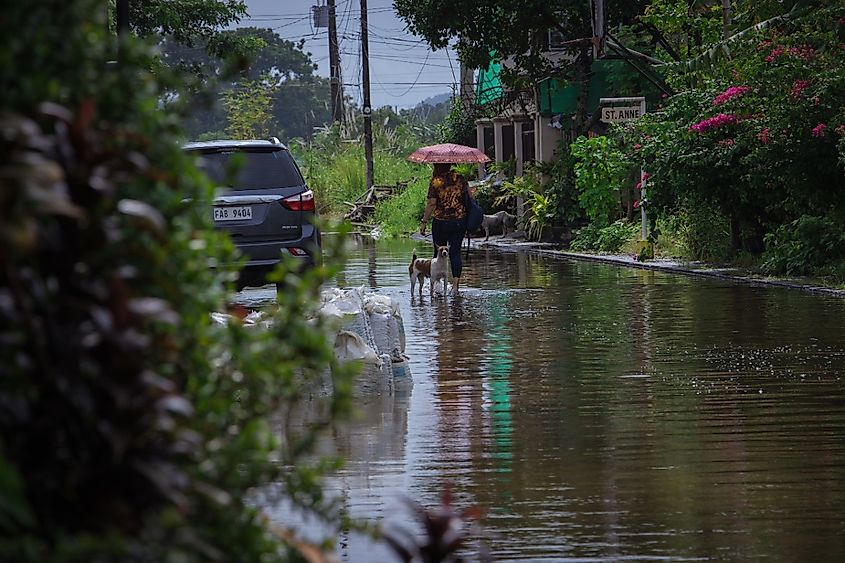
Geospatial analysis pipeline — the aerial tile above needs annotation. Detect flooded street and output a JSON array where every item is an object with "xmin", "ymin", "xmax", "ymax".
[{"xmin": 261, "ymin": 236, "xmax": 845, "ymax": 561}]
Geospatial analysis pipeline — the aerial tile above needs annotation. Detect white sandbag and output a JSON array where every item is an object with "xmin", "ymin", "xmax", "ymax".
[
  {"xmin": 392, "ymin": 358, "xmax": 412, "ymax": 392},
  {"xmin": 380, "ymin": 353, "xmax": 394, "ymax": 395},
  {"xmin": 392, "ymin": 357, "xmax": 411, "ymax": 379},
  {"xmin": 369, "ymin": 311, "xmax": 400, "ymax": 359},
  {"xmin": 363, "ymin": 293, "xmax": 398, "ymax": 316},
  {"xmin": 321, "ymin": 287, "xmax": 377, "ymax": 352},
  {"xmin": 390, "ymin": 315, "xmax": 405, "ymax": 356},
  {"xmin": 364, "ymin": 293, "xmax": 405, "ymax": 360},
  {"xmin": 210, "ymin": 312, "xmax": 232, "ymax": 326},
  {"xmin": 320, "ymin": 287, "xmax": 365, "ymax": 322},
  {"xmin": 334, "ymin": 330, "xmax": 382, "ymax": 366},
  {"xmin": 354, "ymin": 353, "xmax": 392, "ymax": 397}
]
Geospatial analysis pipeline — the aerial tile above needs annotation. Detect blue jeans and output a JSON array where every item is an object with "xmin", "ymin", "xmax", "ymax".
[{"xmin": 431, "ymin": 217, "xmax": 467, "ymax": 278}]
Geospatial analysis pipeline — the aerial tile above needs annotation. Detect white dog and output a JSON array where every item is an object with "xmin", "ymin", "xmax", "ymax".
[
  {"xmin": 481, "ymin": 210, "xmax": 517, "ymax": 240},
  {"xmin": 408, "ymin": 246, "xmax": 450, "ymax": 296}
]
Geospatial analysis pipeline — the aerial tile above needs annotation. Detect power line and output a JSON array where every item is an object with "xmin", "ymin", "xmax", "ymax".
[
  {"xmin": 376, "ymin": 49, "xmax": 433, "ymax": 98},
  {"xmin": 343, "ymin": 81, "xmax": 457, "ymax": 85},
  {"xmin": 271, "ymin": 15, "xmax": 311, "ymax": 31},
  {"xmin": 338, "ymin": 51, "xmax": 453, "ymax": 68},
  {"xmin": 446, "ymin": 44, "xmax": 458, "ymax": 85}
]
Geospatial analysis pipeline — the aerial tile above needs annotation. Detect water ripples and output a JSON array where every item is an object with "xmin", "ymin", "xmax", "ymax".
[{"xmin": 260, "ymin": 237, "xmax": 845, "ymax": 561}]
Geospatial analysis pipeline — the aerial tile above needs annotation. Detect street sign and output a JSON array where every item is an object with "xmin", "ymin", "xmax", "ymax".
[
  {"xmin": 599, "ymin": 97, "xmax": 650, "ymax": 243},
  {"xmin": 601, "ymin": 105, "xmax": 643, "ymax": 123}
]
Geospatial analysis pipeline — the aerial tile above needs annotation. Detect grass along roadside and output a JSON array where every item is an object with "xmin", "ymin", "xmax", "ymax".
[{"xmin": 291, "ymin": 139, "xmax": 430, "ymax": 236}]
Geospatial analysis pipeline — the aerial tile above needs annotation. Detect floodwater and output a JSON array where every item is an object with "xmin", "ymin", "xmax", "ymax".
[{"xmin": 259, "ymin": 235, "xmax": 845, "ymax": 562}]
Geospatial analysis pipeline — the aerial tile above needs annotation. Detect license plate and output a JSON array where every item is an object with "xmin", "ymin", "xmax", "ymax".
[{"xmin": 213, "ymin": 206, "xmax": 252, "ymax": 221}]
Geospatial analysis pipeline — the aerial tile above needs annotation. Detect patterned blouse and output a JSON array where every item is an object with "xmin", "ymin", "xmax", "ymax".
[{"xmin": 427, "ymin": 171, "xmax": 468, "ymax": 221}]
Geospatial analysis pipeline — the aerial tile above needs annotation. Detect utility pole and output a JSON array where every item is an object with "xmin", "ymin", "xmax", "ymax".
[
  {"xmin": 327, "ymin": 0, "xmax": 344, "ymax": 123},
  {"xmin": 593, "ymin": 0, "xmax": 606, "ymax": 58},
  {"xmin": 360, "ymin": 0, "xmax": 374, "ymax": 190},
  {"xmin": 722, "ymin": 0, "xmax": 731, "ymax": 40},
  {"xmin": 116, "ymin": 0, "xmax": 129, "ymax": 37},
  {"xmin": 459, "ymin": 60, "xmax": 474, "ymax": 106}
]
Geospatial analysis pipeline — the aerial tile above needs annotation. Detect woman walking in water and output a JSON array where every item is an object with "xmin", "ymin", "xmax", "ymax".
[{"xmin": 419, "ymin": 163, "xmax": 468, "ymax": 295}]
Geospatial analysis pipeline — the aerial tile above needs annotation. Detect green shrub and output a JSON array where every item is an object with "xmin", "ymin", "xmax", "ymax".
[
  {"xmin": 570, "ymin": 221, "xmax": 639, "ymax": 252},
  {"xmin": 437, "ymin": 95, "xmax": 476, "ymax": 146},
  {"xmin": 497, "ymin": 175, "xmax": 555, "ymax": 240},
  {"xmin": 652, "ymin": 202, "xmax": 731, "ymax": 262},
  {"xmin": 633, "ymin": 3, "xmax": 845, "ymax": 259},
  {"xmin": 762, "ymin": 215, "xmax": 845, "ymax": 275},
  {"xmin": 373, "ymin": 177, "xmax": 429, "ymax": 236},
  {"xmin": 292, "ymin": 127, "xmax": 429, "ymax": 220},
  {"xmin": 678, "ymin": 202, "xmax": 732, "ymax": 262},
  {"xmin": 570, "ymin": 136, "xmax": 627, "ymax": 227},
  {"xmin": 473, "ymin": 178, "xmax": 510, "ymax": 214},
  {"xmin": 0, "ymin": 2, "xmax": 353, "ymax": 561}
]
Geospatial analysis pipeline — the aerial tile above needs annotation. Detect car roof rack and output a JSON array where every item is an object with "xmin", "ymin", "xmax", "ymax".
[{"xmin": 268, "ymin": 136, "xmax": 282, "ymax": 145}]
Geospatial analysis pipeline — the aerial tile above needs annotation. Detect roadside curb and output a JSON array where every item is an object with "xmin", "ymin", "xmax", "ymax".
[{"xmin": 474, "ymin": 238, "xmax": 845, "ymax": 298}]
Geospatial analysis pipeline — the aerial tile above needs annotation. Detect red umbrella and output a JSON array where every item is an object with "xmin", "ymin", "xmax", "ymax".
[{"xmin": 406, "ymin": 143, "xmax": 491, "ymax": 164}]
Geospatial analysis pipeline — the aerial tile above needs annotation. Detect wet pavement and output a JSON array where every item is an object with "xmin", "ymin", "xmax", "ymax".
[{"xmin": 247, "ymin": 235, "xmax": 845, "ymax": 561}]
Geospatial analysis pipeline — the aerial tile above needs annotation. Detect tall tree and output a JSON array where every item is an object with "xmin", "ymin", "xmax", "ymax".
[
  {"xmin": 125, "ymin": 0, "xmax": 252, "ymax": 58},
  {"xmin": 162, "ymin": 28, "xmax": 333, "ymax": 141}
]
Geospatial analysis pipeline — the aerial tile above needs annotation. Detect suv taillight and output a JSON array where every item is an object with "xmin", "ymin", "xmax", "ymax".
[{"xmin": 281, "ymin": 189, "xmax": 315, "ymax": 212}]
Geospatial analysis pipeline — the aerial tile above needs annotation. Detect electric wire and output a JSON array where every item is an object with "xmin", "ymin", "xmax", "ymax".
[{"xmin": 373, "ymin": 49, "xmax": 431, "ymax": 98}]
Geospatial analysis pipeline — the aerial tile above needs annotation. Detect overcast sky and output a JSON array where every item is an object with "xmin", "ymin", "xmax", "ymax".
[{"xmin": 239, "ymin": 0, "xmax": 458, "ymax": 109}]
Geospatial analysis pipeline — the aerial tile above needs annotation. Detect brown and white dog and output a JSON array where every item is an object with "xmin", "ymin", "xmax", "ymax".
[{"xmin": 409, "ymin": 246, "xmax": 450, "ymax": 296}]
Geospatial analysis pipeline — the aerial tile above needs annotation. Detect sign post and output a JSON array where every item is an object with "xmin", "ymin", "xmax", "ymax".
[{"xmin": 599, "ymin": 97, "xmax": 651, "ymax": 258}]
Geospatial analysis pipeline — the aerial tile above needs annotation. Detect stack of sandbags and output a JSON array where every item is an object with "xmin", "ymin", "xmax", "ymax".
[
  {"xmin": 363, "ymin": 294, "xmax": 405, "ymax": 361},
  {"xmin": 363, "ymin": 293, "xmax": 412, "ymax": 391},
  {"xmin": 320, "ymin": 287, "xmax": 389, "ymax": 396}
]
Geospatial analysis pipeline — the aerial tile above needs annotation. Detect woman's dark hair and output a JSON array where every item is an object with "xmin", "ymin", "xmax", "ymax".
[{"xmin": 432, "ymin": 163, "xmax": 452, "ymax": 176}]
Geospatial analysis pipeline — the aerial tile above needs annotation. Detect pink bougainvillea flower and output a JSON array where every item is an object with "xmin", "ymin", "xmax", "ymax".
[
  {"xmin": 717, "ymin": 138, "xmax": 735, "ymax": 147},
  {"xmin": 765, "ymin": 45, "xmax": 785, "ymax": 62},
  {"xmin": 791, "ymin": 79, "xmax": 810, "ymax": 99},
  {"xmin": 757, "ymin": 128, "xmax": 770, "ymax": 144},
  {"xmin": 635, "ymin": 181, "xmax": 642, "ymax": 191},
  {"xmin": 642, "ymin": 172, "xmax": 650, "ymax": 182},
  {"xmin": 633, "ymin": 143, "xmax": 642, "ymax": 151},
  {"xmin": 713, "ymin": 86, "xmax": 750, "ymax": 106},
  {"xmin": 689, "ymin": 113, "xmax": 738, "ymax": 134},
  {"xmin": 812, "ymin": 123, "xmax": 826, "ymax": 137},
  {"xmin": 633, "ymin": 200, "xmax": 640, "ymax": 209},
  {"xmin": 788, "ymin": 46, "xmax": 815, "ymax": 62},
  {"xmin": 836, "ymin": 124, "xmax": 845, "ymax": 136}
]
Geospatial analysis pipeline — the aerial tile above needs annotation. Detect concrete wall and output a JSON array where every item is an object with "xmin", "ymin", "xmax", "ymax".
[{"xmin": 534, "ymin": 115, "xmax": 563, "ymax": 163}]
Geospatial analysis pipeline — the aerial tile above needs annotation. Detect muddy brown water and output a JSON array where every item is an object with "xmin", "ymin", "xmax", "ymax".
[{"xmin": 249, "ymin": 235, "xmax": 845, "ymax": 561}]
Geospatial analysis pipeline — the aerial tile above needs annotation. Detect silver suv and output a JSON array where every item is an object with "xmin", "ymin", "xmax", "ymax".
[{"xmin": 185, "ymin": 138, "xmax": 321, "ymax": 289}]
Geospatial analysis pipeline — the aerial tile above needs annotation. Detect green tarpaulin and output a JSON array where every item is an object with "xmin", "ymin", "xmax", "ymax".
[
  {"xmin": 475, "ymin": 58, "xmax": 503, "ymax": 105},
  {"xmin": 475, "ymin": 56, "xmax": 613, "ymax": 116},
  {"xmin": 537, "ymin": 60, "xmax": 612, "ymax": 117}
]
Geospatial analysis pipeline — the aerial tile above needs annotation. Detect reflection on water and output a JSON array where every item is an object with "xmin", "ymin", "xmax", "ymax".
[{"xmin": 262, "ymin": 235, "xmax": 845, "ymax": 561}]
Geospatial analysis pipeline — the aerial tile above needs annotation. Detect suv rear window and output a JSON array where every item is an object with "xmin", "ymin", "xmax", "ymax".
[{"xmin": 195, "ymin": 149, "xmax": 305, "ymax": 190}]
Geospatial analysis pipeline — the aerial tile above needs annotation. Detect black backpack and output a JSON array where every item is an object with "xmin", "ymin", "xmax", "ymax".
[
  {"xmin": 463, "ymin": 185, "xmax": 483, "ymax": 233},
  {"xmin": 462, "ymin": 183, "xmax": 483, "ymax": 258}
]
